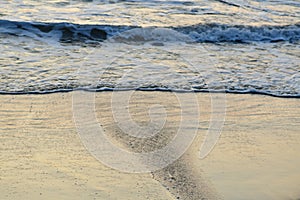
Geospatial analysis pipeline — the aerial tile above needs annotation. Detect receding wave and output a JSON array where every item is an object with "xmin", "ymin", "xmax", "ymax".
[
  {"xmin": 0, "ymin": 68, "xmax": 299, "ymax": 97},
  {"xmin": 0, "ymin": 20, "xmax": 299, "ymax": 44}
]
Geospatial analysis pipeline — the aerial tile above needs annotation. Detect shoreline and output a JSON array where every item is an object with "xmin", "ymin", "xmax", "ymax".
[
  {"xmin": 1, "ymin": 91, "xmax": 299, "ymax": 199},
  {"xmin": 0, "ymin": 89, "xmax": 299, "ymax": 99}
]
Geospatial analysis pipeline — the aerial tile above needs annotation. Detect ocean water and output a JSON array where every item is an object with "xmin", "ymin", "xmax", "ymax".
[{"xmin": 0, "ymin": 0, "xmax": 299, "ymax": 97}]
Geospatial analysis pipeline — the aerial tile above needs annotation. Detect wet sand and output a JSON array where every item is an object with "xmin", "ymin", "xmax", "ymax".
[{"xmin": 0, "ymin": 92, "xmax": 299, "ymax": 199}]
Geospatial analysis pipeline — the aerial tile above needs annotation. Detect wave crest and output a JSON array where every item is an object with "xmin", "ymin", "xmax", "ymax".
[{"xmin": 0, "ymin": 20, "xmax": 299, "ymax": 44}]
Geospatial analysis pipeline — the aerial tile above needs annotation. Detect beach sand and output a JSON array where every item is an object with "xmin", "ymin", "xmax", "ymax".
[{"xmin": 0, "ymin": 92, "xmax": 299, "ymax": 199}]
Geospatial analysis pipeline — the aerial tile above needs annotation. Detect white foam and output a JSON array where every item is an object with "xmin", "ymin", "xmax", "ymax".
[{"xmin": 109, "ymin": 27, "xmax": 192, "ymax": 43}]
